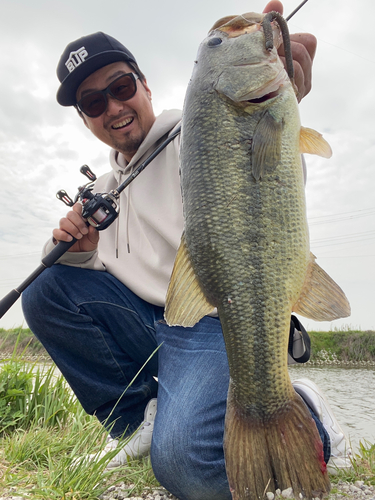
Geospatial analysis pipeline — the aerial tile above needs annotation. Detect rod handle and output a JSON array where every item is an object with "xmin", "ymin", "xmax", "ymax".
[
  {"xmin": 0, "ymin": 237, "xmax": 78, "ymax": 319},
  {"xmin": 42, "ymin": 238, "xmax": 77, "ymax": 267},
  {"xmin": 0, "ymin": 289, "xmax": 21, "ymax": 319}
]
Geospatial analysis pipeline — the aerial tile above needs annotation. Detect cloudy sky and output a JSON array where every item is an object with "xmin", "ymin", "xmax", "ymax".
[{"xmin": 0, "ymin": 0, "xmax": 374, "ymax": 332}]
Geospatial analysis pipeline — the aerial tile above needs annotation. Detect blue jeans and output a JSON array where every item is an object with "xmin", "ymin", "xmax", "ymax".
[{"xmin": 22, "ymin": 264, "xmax": 329, "ymax": 500}]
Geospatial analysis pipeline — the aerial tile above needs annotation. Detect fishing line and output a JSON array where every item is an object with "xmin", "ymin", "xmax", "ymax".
[
  {"xmin": 312, "ymin": 230, "xmax": 375, "ymax": 244},
  {"xmin": 312, "ymin": 235, "xmax": 375, "ymax": 249},
  {"xmin": 286, "ymin": 24, "xmax": 375, "ymax": 65},
  {"xmin": 285, "ymin": 0, "xmax": 375, "ymax": 64},
  {"xmin": 317, "ymin": 254, "xmax": 375, "ymax": 259},
  {"xmin": 309, "ymin": 211, "xmax": 375, "ymax": 226},
  {"xmin": 314, "ymin": 38, "xmax": 375, "ymax": 65},
  {"xmin": 309, "ymin": 206, "xmax": 375, "ymax": 219},
  {"xmin": 0, "ymin": 252, "xmax": 40, "ymax": 260}
]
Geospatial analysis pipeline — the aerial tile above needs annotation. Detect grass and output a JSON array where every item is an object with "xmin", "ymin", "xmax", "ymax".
[
  {"xmin": 1, "ymin": 328, "xmax": 375, "ymax": 499},
  {"xmin": 0, "ymin": 334, "xmax": 160, "ymax": 499},
  {"xmin": 329, "ymin": 441, "xmax": 375, "ymax": 490},
  {"xmin": 1, "ymin": 419, "xmax": 158, "ymax": 499},
  {"xmin": 308, "ymin": 329, "xmax": 375, "ymax": 363},
  {"xmin": 1, "ymin": 422, "xmax": 159, "ymax": 499}
]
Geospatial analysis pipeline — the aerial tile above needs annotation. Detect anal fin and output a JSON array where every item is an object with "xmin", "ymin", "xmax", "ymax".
[{"xmin": 165, "ymin": 233, "xmax": 215, "ymax": 327}]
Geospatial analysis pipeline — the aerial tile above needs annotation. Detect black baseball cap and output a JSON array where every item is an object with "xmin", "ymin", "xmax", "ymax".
[{"xmin": 56, "ymin": 32, "xmax": 138, "ymax": 107}]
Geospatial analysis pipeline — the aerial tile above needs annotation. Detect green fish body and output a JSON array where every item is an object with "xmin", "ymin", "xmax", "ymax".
[{"xmin": 165, "ymin": 12, "xmax": 350, "ymax": 500}]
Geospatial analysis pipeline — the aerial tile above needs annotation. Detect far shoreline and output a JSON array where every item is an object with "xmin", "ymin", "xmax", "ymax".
[{"xmin": 1, "ymin": 327, "xmax": 375, "ymax": 367}]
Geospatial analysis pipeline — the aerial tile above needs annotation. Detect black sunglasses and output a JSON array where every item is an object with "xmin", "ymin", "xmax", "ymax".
[{"xmin": 76, "ymin": 72, "xmax": 139, "ymax": 118}]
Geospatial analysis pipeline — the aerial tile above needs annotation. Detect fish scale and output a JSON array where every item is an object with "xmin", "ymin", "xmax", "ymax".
[
  {"xmin": 183, "ymin": 95, "xmax": 306, "ymax": 405},
  {"xmin": 165, "ymin": 11, "xmax": 350, "ymax": 500}
]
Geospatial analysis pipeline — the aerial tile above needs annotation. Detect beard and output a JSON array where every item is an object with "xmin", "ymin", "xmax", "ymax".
[{"xmin": 110, "ymin": 127, "xmax": 148, "ymax": 160}]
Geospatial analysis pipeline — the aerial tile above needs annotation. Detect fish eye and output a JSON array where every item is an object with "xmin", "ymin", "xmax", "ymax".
[{"xmin": 207, "ymin": 37, "xmax": 223, "ymax": 47}]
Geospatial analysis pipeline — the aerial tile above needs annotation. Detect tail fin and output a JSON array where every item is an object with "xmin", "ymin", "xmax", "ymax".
[{"xmin": 224, "ymin": 389, "xmax": 331, "ymax": 500}]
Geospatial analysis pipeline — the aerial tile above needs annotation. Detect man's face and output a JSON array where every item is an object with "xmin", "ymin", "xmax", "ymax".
[{"xmin": 76, "ymin": 61, "xmax": 156, "ymax": 162}]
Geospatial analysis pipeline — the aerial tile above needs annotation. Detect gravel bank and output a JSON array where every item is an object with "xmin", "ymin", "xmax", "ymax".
[
  {"xmin": 1, "ymin": 480, "xmax": 374, "ymax": 499},
  {"xmin": 100, "ymin": 480, "xmax": 375, "ymax": 499}
]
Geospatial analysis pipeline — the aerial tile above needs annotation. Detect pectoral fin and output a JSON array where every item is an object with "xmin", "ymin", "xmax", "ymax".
[
  {"xmin": 165, "ymin": 233, "xmax": 215, "ymax": 327},
  {"xmin": 252, "ymin": 111, "xmax": 283, "ymax": 180},
  {"xmin": 293, "ymin": 253, "xmax": 351, "ymax": 321},
  {"xmin": 300, "ymin": 127, "xmax": 332, "ymax": 158}
]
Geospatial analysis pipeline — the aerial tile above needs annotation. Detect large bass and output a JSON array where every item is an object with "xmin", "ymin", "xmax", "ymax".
[{"xmin": 165, "ymin": 11, "xmax": 350, "ymax": 500}]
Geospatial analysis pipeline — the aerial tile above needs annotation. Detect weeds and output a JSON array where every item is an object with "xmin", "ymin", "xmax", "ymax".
[
  {"xmin": 0, "ymin": 359, "xmax": 78, "ymax": 434},
  {"xmin": 330, "ymin": 440, "xmax": 375, "ymax": 487},
  {"xmin": 1, "ymin": 404, "xmax": 157, "ymax": 499},
  {"xmin": 0, "ymin": 332, "xmax": 160, "ymax": 499},
  {"xmin": 308, "ymin": 330, "xmax": 375, "ymax": 364}
]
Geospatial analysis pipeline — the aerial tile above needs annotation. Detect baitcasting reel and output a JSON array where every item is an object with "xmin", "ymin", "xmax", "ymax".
[{"xmin": 56, "ymin": 165, "xmax": 119, "ymax": 231}]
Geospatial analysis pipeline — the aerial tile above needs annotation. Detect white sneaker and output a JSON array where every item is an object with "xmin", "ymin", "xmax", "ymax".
[
  {"xmin": 81, "ymin": 398, "xmax": 157, "ymax": 469},
  {"xmin": 292, "ymin": 378, "xmax": 352, "ymax": 475}
]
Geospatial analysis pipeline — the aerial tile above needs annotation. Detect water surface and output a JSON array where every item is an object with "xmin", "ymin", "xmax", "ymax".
[{"xmin": 289, "ymin": 365, "xmax": 375, "ymax": 451}]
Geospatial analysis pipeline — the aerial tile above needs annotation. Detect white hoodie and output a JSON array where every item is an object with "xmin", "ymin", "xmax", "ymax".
[{"xmin": 43, "ymin": 109, "xmax": 184, "ymax": 307}]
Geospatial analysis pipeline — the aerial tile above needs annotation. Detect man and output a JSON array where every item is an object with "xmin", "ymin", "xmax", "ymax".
[{"xmin": 22, "ymin": 2, "xmax": 351, "ymax": 499}]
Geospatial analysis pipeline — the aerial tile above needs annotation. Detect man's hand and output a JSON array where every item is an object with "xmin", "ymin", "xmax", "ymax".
[
  {"xmin": 53, "ymin": 202, "xmax": 99, "ymax": 252},
  {"xmin": 263, "ymin": 1, "xmax": 317, "ymax": 102}
]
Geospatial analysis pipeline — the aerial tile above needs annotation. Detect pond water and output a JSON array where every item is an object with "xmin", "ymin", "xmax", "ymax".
[{"xmin": 289, "ymin": 365, "xmax": 375, "ymax": 451}]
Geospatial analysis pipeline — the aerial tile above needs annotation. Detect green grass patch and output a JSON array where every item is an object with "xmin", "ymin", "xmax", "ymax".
[
  {"xmin": 331, "ymin": 440, "xmax": 375, "ymax": 486},
  {"xmin": 0, "ymin": 340, "xmax": 160, "ymax": 499},
  {"xmin": 308, "ymin": 330, "xmax": 375, "ymax": 363}
]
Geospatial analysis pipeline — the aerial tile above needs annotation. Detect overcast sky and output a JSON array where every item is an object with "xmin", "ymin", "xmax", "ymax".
[{"xmin": 0, "ymin": 0, "xmax": 374, "ymax": 332}]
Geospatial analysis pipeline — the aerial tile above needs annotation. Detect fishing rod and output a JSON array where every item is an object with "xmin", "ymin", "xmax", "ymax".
[
  {"xmin": 0, "ymin": 0, "xmax": 309, "ymax": 320},
  {"xmin": 0, "ymin": 125, "xmax": 181, "ymax": 319},
  {"xmin": 286, "ymin": 0, "xmax": 309, "ymax": 21}
]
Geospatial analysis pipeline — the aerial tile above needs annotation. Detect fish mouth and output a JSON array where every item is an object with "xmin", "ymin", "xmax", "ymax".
[
  {"xmin": 236, "ymin": 67, "xmax": 289, "ymax": 103},
  {"xmin": 247, "ymin": 89, "xmax": 280, "ymax": 104}
]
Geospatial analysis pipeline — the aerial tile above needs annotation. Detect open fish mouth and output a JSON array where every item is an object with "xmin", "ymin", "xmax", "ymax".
[
  {"xmin": 247, "ymin": 89, "xmax": 280, "ymax": 103},
  {"xmin": 231, "ymin": 65, "xmax": 289, "ymax": 103}
]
